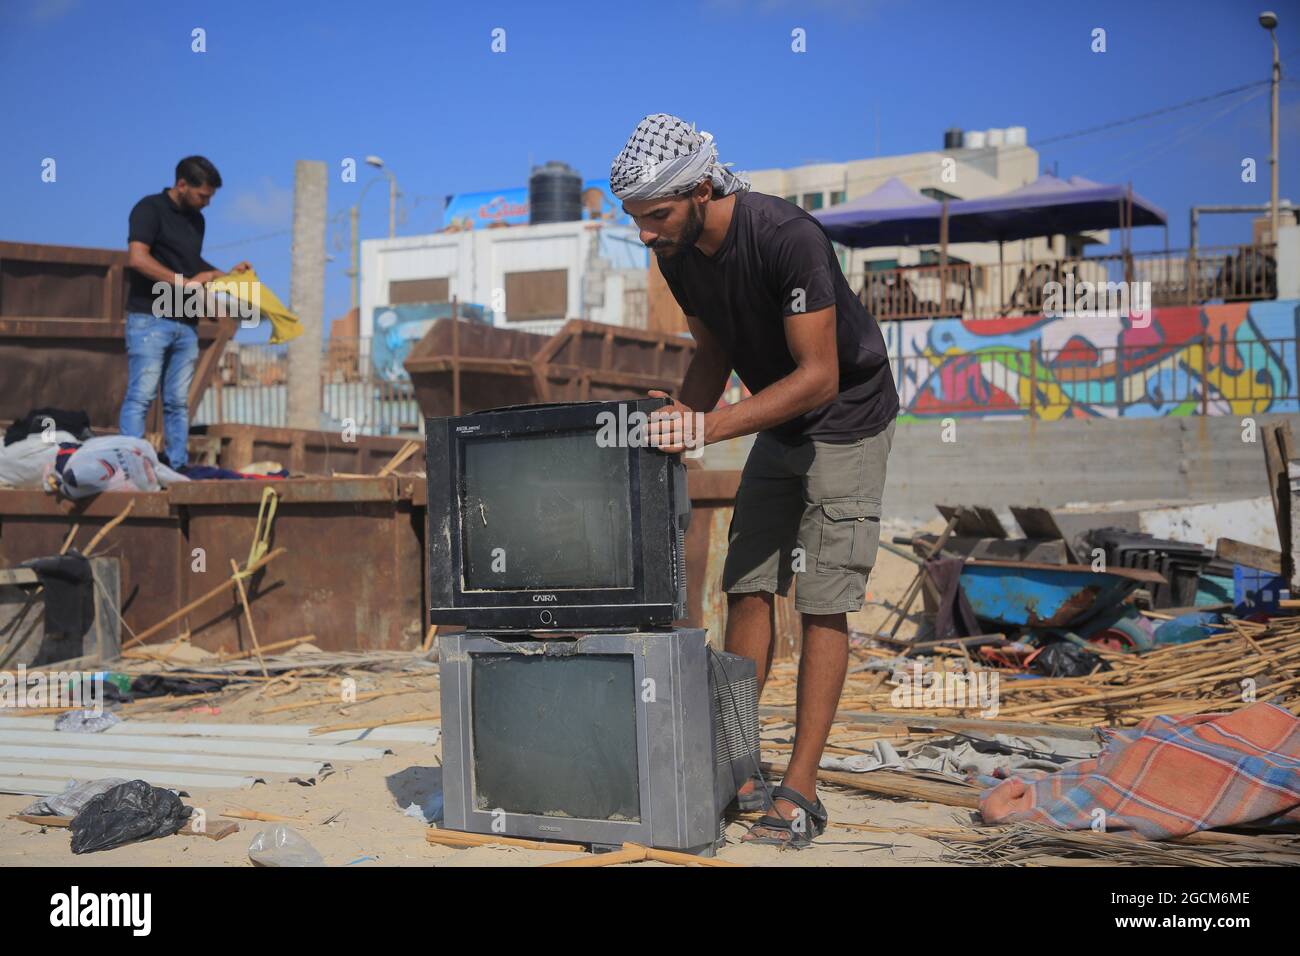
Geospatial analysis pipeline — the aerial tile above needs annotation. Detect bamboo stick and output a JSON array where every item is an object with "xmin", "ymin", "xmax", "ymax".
[
  {"xmin": 309, "ymin": 711, "xmax": 439, "ymax": 735},
  {"xmin": 230, "ymin": 558, "xmax": 269, "ymax": 679},
  {"xmin": 122, "ymin": 547, "xmax": 287, "ymax": 648},
  {"xmin": 83, "ymin": 499, "xmax": 136, "ymax": 556},
  {"xmin": 426, "ymin": 829, "xmax": 584, "ymax": 852},
  {"xmin": 542, "ymin": 846, "xmax": 648, "ymax": 867}
]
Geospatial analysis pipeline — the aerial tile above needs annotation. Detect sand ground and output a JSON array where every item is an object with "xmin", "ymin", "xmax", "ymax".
[{"xmin": 0, "ymin": 514, "xmax": 967, "ymax": 867}]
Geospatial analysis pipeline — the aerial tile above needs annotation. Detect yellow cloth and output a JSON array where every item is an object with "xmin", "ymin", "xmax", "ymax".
[{"xmin": 206, "ymin": 268, "xmax": 303, "ymax": 344}]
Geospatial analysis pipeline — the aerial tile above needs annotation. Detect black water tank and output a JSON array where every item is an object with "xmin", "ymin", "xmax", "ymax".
[
  {"xmin": 943, "ymin": 128, "xmax": 963, "ymax": 149},
  {"xmin": 529, "ymin": 161, "xmax": 583, "ymax": 224}
]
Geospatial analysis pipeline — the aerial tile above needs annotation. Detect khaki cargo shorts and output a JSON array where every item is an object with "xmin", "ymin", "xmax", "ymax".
[{"xmin": 722, "ymin": 421, "xmax": 894, "ymax": 615}]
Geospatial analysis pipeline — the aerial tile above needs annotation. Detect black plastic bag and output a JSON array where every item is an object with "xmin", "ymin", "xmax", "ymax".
[
  {"xmin": 69, "ymin": 779, "xmax": 191, "ymax": 854},
  {"xmin": 1031, "ymin": 641, "xmax": 1109, "ymax": 678},
  {"xmin": 130, "ymin": 674, "xmax": 226, "ymax": 698}
]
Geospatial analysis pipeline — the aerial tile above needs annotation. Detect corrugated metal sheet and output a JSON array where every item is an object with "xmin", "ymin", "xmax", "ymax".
[
  {"xmin": 0, "ymin": 743, "xmax": 326, "ymax": 776},
  {"xmin": 0, "ymin": 762, "xmax": 260, "ymax": 793},
  {"xmin": 0, "ymin": 729, "xmax": 390, "ymax": 761},
  {"xmin": 0, "ymin": 717, "xmax": 437, "ymax": 796}
]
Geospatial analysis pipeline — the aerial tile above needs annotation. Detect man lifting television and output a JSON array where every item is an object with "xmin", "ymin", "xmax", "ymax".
[{"xmin": 611, "ymin": 113, "xmax": 899, "ymax": 848}]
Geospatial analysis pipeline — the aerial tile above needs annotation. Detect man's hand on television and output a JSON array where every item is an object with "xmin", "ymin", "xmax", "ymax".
[{"xmin": 647, "ymin": 389, "xmax": 706, "ymax": 455}]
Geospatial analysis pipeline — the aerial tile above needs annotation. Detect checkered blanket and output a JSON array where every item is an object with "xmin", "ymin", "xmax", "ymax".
[{"xmin": 979, "ymin": 702, "xmax": 1300, "ymax": 839}]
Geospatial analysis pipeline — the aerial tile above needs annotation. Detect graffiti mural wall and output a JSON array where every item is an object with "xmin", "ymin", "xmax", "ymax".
[{"xmin": 881, "ymin": 300, "xmax": 1300, "ymax": 420}]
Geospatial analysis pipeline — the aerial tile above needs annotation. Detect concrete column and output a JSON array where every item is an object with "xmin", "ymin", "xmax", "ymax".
[
  {"xmin": 287, "ymin": 160, "xmax": 327, "ymax": 431},
  {"xmin": 1277, "ymin": 224, "xmax": 1300, "ymax": 300}
]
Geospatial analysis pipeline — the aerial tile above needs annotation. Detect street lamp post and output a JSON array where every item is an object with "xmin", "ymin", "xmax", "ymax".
[
  {"xmin": 1260, "ymin": 11, "xmax": 1281, "ymax": 244},
  {"xmin": 366, "ymin": 155, "xmax": 400, "ymax": 240},
  {"xmin": 345, "ymin": 157, "xmax": 401, "ymax": 310}
]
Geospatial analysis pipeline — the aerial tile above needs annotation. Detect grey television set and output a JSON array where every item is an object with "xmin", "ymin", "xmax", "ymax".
[{"xmin": 438, "ymin": 627, "xmax": 759, "ymax": 854}]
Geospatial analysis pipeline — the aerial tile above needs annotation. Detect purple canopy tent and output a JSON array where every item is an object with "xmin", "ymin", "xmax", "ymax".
[
  {"xmin": 930, "ymin": 174, "xmax": 1167, "ymax": 245},
  {"xmin": 815, "ymin": 173, "xmax": 1168, "ymax": 316},
  {"xmin": 812, "ymin": 177, "xmax": 943, "ymax": 247},
  {"xmin": 815, "ymin": 173, "xmax": 1166, "ymax": 248}
]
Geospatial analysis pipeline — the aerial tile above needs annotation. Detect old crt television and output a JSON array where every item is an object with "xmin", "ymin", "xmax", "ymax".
[
  {"xmin": 438, "ymin": 628, "xmax": 759, "ymax": 853},
  {"xmin": 425, "ymin": 399, "xmax": 691, "ymax": 631}
]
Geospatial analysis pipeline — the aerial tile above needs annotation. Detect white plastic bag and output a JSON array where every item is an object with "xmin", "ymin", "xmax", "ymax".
[
  {"xmin": 57, "ymin": 436, "xmax": 189, "ymax": 498},
  {"xmin": 247, "ymin": 825, "xmax": 325, "ymax": 867}
]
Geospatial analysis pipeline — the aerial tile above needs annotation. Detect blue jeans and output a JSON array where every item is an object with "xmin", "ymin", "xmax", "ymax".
[{"xmin": 120, "ymin": 311, "xmax": 199, "ymax": 469}]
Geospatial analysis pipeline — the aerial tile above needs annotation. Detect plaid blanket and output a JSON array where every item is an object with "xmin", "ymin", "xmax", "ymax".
[{"xmin": 980, "ymin": 702, "xmax": 1300, "ymax": 839}]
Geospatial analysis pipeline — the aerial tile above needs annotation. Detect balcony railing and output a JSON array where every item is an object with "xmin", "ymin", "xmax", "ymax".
[{"xmin": 853, "ymin": 244, "xmax": 1279, "ymax": 321}]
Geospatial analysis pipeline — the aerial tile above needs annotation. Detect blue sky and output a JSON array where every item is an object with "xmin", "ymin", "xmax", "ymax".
[{"xmin": 2, "ymin": 0, "xmax": 1297, "ymax": 335}]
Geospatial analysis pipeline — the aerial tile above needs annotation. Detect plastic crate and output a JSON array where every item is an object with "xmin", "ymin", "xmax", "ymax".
[{"xmin": 1232, "ymin": 564, "xmax": 1288, "ymax": 615}]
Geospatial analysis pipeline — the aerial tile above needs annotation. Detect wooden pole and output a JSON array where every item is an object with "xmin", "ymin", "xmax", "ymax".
[
  {"xmin": 939, "ymin": 199, "xmax": 949, "ymax": 313},
  {"xmin": 451, "ymin": 295, "xmax": 461, "ymax": 416},
  {"xmin": 121, "ymin": 547, "xmax": 287, "ymax": 649},
  {"xmin": 83, "ymin": 499, "xmax": 136, "ymax": 556},
  {"xmin": 229, "ymin": 558, "xmax": 269, "ymax": 678}
]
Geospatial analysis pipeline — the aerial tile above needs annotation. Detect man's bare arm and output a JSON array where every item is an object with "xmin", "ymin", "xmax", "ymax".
[
  {"xmin": 676, "ymin": 313, "xmax": 733, "ymax": 413},
  {"xmin": 703, "ymin": 306, "xmax": 838, "ymax": 444}
]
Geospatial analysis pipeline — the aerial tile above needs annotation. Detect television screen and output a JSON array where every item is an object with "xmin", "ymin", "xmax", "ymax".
[
  {"xmin": 460, "ymin": 430, "xmax": 634, "ymax": 591},
  {"xmin": 471, "ymin": 653, "xmax": 641, "ymax": 821}
]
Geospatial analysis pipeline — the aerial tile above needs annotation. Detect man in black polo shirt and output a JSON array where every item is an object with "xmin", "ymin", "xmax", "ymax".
[
  {"xmin": 120, "ymin": 155, "xmax": 250, "ymax": 469},
  {"xmin": 611, "ymin": 114, "xmax": 899, "ymax": 847}
]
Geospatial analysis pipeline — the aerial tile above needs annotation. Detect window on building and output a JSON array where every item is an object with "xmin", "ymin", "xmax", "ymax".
[
  {"xmin": 783, "ymin": 195, "xmax": 798, "ymax": 205},
  {"xmin": 802, "ymin": 192, "xmax": 824, "ymax": 210},
  {"xmin": 503, "ymin": 269, "xmax": 568, "ymax": 321},
  {"xmin": 388, "ymin": 277, "xmax": 449, "ymax": 305},
  {"xmin": 830, "ymin": 190, "xmax": 846, "ymax": 206},
  {"xmin": 920, "ymin": 187, "xmax": 961, "ymax": 203}
]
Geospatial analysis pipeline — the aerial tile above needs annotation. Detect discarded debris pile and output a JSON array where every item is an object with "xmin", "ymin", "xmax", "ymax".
[
  {"xmin": 822, "ymin": 620, "xmax": 1300, "ymax": 728},
  {"xmin": 936, "ymin": 821, "xmax": 1300, "ymax": 867}
]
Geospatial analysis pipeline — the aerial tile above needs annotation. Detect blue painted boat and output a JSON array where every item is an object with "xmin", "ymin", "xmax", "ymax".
[{"xmin": 959, "ymin": 560, "xmax": 1166, "ymax": 630}]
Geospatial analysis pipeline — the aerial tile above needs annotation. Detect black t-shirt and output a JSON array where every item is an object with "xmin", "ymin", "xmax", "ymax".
[
  {"xmin": 125, "ymin": 189, "xmax": 215, "ymax": 315},
  {"xmin": 658, "ymin": 190, "xmax": 898, "ymax": 444}
]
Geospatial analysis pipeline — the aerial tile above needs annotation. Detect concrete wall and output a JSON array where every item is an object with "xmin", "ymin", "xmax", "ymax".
[
  {"xmin": 360, "ymin": 222, "xmax": 647, "ymax": 338},
  {"xmin": 878, "ymin": 412, "xmax": 1299, "ymax": 523}
]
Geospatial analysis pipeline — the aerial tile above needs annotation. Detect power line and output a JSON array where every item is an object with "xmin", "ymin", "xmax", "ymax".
[
  {"xmin": 207, "ymin": 79, "xmax": 1277, "ymax": 250},
  {"xmin": 1032, "ymin": 80, "xmax": 1270, "ymax": 146},
  {"xmin": 207, "ymin": 207, "xmax": 348, "ymax": 251},
  {"xmin": 835, "ymin": 79, "xmax": 1274, "ymax": 194},
  {"xmin": 1107, "ymin": 85, "xmax": 1270, "ymax": 179}
]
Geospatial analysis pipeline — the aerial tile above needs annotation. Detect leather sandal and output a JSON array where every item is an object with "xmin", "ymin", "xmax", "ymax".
[{"xmin": 743, "ymin": 785, "xmax": 828, "ymax": 849}]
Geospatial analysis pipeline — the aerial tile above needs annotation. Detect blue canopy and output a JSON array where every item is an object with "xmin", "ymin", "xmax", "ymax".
[
  {"xmin": 815, "ymin": 173, "xmax": 1167, "ymax": 248},
  {"xmin": 813, "ymin": 177, "xmax": 943, "ymax": 247},
  {"xmin": 935, "ymin": 174, "xmax": 1167, "ymax": 244}
]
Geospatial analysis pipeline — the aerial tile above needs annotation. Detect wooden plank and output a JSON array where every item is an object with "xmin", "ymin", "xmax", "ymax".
[
  {"xmin": 1215, "ymin": 537, "xmax": 1283, "ymax": 575},
  {"xmin": 1261, "ymin": 423, "xmax": 1292, "ymax": 583},
  {"xmin": 758, "ymin": 705, "xmax": 1098, "ymax": 740},
  {"xmin": 762, "ymin": 761, "xmax": 981, "ymax": 809},
  {"xmin": 9, "ymin": 813, "xmax": 238, "ymax": 840}
]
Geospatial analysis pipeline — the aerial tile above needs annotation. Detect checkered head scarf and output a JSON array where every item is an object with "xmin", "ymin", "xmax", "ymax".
[{"xmin": 609, "ymin": 113, "xmax": 750, "ymax": 201}]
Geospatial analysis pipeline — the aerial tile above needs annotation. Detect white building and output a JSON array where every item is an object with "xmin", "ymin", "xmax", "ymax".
[
  {"xmin": 745, "ymin": 126, "xmax": 1108, "ymax": 280},
  {"xmin": 359, "ymin": 220, "xmax": 649, "ymax": 338}
]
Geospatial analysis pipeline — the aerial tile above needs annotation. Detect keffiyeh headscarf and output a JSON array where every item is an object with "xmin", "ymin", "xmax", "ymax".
[{"xmin": 610, "ymin": 113, "xmax": 751, "ymax": 201}]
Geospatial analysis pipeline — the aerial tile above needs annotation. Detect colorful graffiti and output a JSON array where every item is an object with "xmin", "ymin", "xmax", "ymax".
[{"xmin": 882, "ymin": 300, "xmax": 1300, "ymax": 420}]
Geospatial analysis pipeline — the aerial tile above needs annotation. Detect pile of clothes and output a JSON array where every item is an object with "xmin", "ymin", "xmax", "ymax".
[
  {"xmin": 1, "ymin": 407, "xmax": 286, "ymax": 497},
  {"xmin": 980, "ymin": 701, "xmax": 1300, "ymax": 838},
  {"xmin": 1, "ymin": 408, "xmax": 189, "ymax": 498}
]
